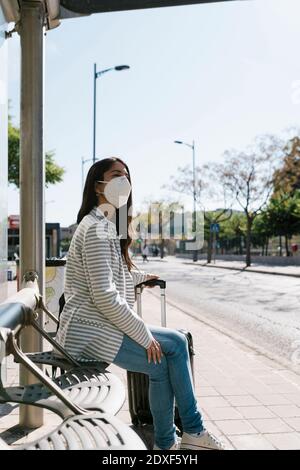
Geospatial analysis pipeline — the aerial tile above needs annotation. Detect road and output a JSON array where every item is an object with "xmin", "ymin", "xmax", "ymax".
[{"xmin": 135, "ymin": 256, "xmax": 300, "ymax": 368}]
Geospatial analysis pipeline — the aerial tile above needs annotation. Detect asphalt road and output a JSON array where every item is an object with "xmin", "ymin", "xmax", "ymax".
[{"xmin": 135, "ymin": 256, "xmax": 300, "ymax": 368}]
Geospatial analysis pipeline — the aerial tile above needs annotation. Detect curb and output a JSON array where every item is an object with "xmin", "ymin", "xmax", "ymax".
[{"xmin": 183, "ymin": 262, "xmax": 300, "ymax": 278}]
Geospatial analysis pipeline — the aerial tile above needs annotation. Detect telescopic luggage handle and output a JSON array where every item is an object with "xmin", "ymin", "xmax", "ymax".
[
  {"xmin": 135, "ymin": 279, "xmax": 166, "ymax": 327},
  {"xmin": 135, "ymin": 279, "xmax": 166, "ymax": 289}
]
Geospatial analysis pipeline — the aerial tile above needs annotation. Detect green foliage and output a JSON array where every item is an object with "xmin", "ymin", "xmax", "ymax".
[
  {"xmin": 205, "ymin": 211, "xmax": 246, "ymax": 254},
  {"xmin": 265, "ymin": 192, "xmax": 300, "ymax": 238},
  {"xmin": 60, "ymin": 238, "xmax": 71, "ymax": 252},
  {"xmin": 250, "ymin": 192, "xmax": 300, "ymax": 253},
  {"xmin": 273, "ymin": 136, "xmax": 300, "ymax": 195},
  {"xmin": 8, "ymin": 116, "xmax": 65, "ymax": 188},
  {"xmin": 8, "ymin": 121, "xmax": 20, "ymax": 186},
  {"xmin": 45, "ymin": 150, "xmax": 65, "ymax": 186}
]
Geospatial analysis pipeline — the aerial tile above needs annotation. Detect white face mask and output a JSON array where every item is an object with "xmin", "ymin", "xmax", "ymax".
[{"xmin": 98, "ymin": 176, "xmax": 131, "ymax": 208}]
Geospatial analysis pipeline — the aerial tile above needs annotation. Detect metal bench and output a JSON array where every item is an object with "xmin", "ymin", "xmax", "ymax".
[
  {"xmin": 0, "ymin": 307, "xmax": 125, "ymax": 418},
  {"xmin": 0, "ymin": 273, "xmax": 144, "ymax": 450},
  {"xmin": 6, "ymin": 273, "xmax": 125, "ymax": 416},
  {"xmin": 17, "ymin": 295, "xmax": 109, "ymax": 378},
  {"xmin": 0, "ymin": 366, "xmax": 125, "ymax": 419},
  {"xmin": 0, "ymin": 412, "xmax": 146, "ymax": 450}
]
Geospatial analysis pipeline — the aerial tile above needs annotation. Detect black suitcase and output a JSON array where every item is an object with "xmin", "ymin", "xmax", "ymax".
[{"xmin": 127, "ymin": 279, "xmax": 195, "ymax": 434}]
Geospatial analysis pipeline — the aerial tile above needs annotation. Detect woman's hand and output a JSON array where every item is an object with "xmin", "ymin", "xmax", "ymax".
[
  {"xmin": 144, "ymin": 274, "xmax": 159, "ymax": 288},
  {"xmin": 147, "ymin": 338, "xmax": 163, "ymax": 364}
]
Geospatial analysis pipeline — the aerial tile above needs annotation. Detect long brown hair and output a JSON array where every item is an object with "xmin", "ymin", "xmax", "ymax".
[{"xmin": 77, "ymin": 157, "xmax": 135, "ymax": 271}]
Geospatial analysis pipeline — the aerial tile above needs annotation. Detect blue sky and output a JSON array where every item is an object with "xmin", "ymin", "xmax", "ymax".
[{"xmin": 7, "ymin": 0, "xmax": 300, "ymax": 226}]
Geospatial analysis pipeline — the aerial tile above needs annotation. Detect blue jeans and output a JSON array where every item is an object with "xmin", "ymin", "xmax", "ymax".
[{"xmin": 113, "ymin": 326, "xmax": 204, "ymax": 449}]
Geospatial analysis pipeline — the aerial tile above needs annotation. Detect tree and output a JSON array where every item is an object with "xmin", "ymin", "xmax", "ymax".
[
  {"xmin": 8, "ymin": 116, "xmax": 65, "ymax": 188},
  {"xmin": 217, "ymin": 135, "xmax": 281, "ymax": 266},
  {"xmin": 199, "ymin": 164, "xmax": 232, "ymax": 262},
  {"xmin": 204, "ymin": 209, "xmax": 232, "ymax": 263},
  {"xmin": 133, "ymin": 200, "xmax": 182, "ymax": 258},
  {"xmin": 166, "ymin": 164, "xmax": 207, "ymax": 199},
  {"xmin": 218, "ymin": 211, "xmax": 246, "ymax": 255},
  {"xmin": 264, "ymin": 192, "xmax": 300, "ymax": 256},
  {"xmin": 164, "ymin": 164, "xmax": 232, "ymax": 262},
  {"xmin": 273, "ymin": 135, "xmax": 300, "ymax": 195},
  {"xmin": 252, "ymin": 211, "xmax": 273, "ymax": 256}
]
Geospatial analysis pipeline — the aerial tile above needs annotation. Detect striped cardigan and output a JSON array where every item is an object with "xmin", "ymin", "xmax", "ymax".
[{"xmin": 55, "ymin": 206, "xmax": 153, "ymax": 363}]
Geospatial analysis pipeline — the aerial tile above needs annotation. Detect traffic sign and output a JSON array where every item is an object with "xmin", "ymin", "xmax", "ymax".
[{"xmin": 210, "ymin": 223, "xmax": 220, "ymax": 233}]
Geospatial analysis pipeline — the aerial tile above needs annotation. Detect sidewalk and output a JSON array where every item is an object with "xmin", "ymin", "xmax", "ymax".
[
  {"xmin": 183, "ymin": 259, "xmax": 300, "ymax": 278},
  {"xmin": 111, "ymin": 290, "xmax": 300, "ymax": 450},
  {"xmin": 1, "ymin": 282, "xmax": 300, "ymax": 449}
]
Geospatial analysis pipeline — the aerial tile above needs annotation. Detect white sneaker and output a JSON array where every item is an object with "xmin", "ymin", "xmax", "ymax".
[
  {"xmin": 153, "ymin": 440, "xmax": 180, "ymax": 451},
  {"xmin": 180, "ymin": 430, "xmax": 226, "ymax": 450}
]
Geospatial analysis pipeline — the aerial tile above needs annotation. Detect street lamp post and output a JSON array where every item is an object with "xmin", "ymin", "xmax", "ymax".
[
  {"xmin": 174, "ymin": 140, "xmax": 198, "ymax": 262},
  {"xmin": 93, "ymin": 63, "xmax": 130, "ymax": 163}
]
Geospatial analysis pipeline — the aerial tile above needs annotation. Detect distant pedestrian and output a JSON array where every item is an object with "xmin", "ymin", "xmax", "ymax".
[
  {"xmin": 142, "ymin": 243, "xmax": 150, "ymax": 263},
  {"xmin": 153, "ymin": 244, "xmax": 159, "ymax": 257}
]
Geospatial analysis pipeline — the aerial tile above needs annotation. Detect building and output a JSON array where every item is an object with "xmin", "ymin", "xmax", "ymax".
[
  {"xmin": 60, "ymin": 223, "xmax": 77, "ymax": 241},
  {"xmin": 8, "ymin": 215, "xmax": 61, "ymax": 260}
]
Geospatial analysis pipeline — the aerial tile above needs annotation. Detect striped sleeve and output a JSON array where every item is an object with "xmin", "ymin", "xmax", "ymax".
[
  {"xmin": 84, "ymin": 222, "xmax": 153, "ymax": 349},
  {"xmin": 131, "ymin": 269, "xmax": 149, "ymax": 287}
]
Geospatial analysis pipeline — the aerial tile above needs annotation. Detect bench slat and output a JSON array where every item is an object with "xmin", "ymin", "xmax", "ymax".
[{"xmin": 9, "ymin": 413, "xmax": 147, "ymax": 450}]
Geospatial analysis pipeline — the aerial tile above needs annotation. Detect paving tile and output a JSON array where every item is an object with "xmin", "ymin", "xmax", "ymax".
[
  {"xmin": 255, "ymin": 374, "xmax": 294, "ymax": 385},
  {"xmin": 263, "ymin": 432, "xmax": 300, "ymax": 450},
  {"xmin": 204, "ymin": 421, "xmax": 223, "ymax": 437},
  {"xmin": 214, "ymin": 386, "xmax": 249, "ymax": 396},
  {"xmin": 235, "ymin": 383, "xmax": 274, "ymax": 395},
  {"xmin": 225, "ymin": 395, "xmax": 261, "ymax": 407},
  {"xmin": 269, "ymin": 383, "xmax": 300, "ymax": 394},
  {"xmin": 253, "ymin": 394, "xmax": 293, "ymax": 406},
  {"xmin": 249, "ymin": 418, "xmax": 293, "ymax": 433},
  {"xmin": 276, "ymin": 370, "xmax": 300, "ymax": 386},
  {"xmin": 268, "ymin": 405, "xmax": 300, "ymax": 418},
  {"xmin": 282, "ymin": 418, "xmax": 300, "ymax": 432},
  {"xmin": 197, "ymin": 409, "xmax": 210, "ymax": 421},
  {"xmin": 197, "ymin": 387, "xmax": 220, "ymax": 397},
  {"xmin": 258, "ymin": 357, "xmax": 291, "ymax": 371},
  {"xmin": 205, "ymin": 407, "xmax": 243, "ymax": 420},
  {"xmin": 215, "ymin": 419, "xmax": 258, "ymax": 435},
  {"xmin": 229, "ymin": 434, "xmax": 275, "ymax": 450},
  {"xmin": 198, "ymin": 396, "xmax": 230, "ymax": 408},
  {"xmin": 195, "ymin": 378, "xmax": 211, "ymax": 387},
  {"xmin": 218, "ymin": 435, "xmax": 235, "ymax": 450},
  {"xmin": 284, "ymin": 394, "xmax": 300, "ymax": 406},
  {"xmin": 235, "ymin": 406, "xmax": 276, "ymax": 419},
  {"xmin": 197, "ymin": 374, "xmax": 236, "ymax": 388}
]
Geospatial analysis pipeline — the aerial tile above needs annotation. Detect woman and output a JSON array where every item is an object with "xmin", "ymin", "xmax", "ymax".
[{"xmin": 56, "ymin": 157, "xmax": 225, "ymax": 451}]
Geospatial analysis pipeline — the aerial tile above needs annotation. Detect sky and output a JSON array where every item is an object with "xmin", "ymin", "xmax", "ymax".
[{"xmin": 7, "ymin": 0, "xmax": 300, "ymax": 226}]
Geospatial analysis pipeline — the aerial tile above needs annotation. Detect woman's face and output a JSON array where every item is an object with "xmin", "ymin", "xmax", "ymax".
[
  {"xmin": 95, "ymin": 161, "xmax": 130, "ymax": 204},
  {"xmin": 103, "ymin": 161, "xmax": 129, "ymax": 183}
]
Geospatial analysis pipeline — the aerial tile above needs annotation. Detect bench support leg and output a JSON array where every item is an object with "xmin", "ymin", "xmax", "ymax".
[{"xmin": 8, "ymin": 332, "xmax": 88, "ymax": 418}]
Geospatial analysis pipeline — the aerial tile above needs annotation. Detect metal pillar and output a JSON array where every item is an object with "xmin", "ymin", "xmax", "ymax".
[
  {"xmin": 19, "ymin": 0, "xmax": 45, "ymax": 428},
  {"xmin": 93, "ymin": 62, "xmax": 97, "ymax": 163},
  {"xmin": 192, "ymin": 141, "xmax": 198, "ymax": 262}
]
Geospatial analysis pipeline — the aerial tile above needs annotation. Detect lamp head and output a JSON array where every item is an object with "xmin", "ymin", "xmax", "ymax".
[{"xmin": 115, "ymin": 65, "xmax": 130, "ymax": 71}]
